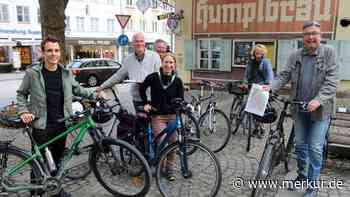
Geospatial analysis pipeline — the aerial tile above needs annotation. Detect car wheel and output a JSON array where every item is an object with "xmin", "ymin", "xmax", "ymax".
[{"xmin": 87, "ymin": 75, "xmax": 98, "ymax": 87}]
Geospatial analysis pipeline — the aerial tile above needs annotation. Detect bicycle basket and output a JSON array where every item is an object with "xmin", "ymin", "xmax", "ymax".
[
  {"xmin": 227, "ymin": 82, "xmax": 247, "ymax": 95},
  {"xmin": 254, "ymin": 105, "xmax": 278, "ymax": 124},
  {"xmin": 0, "ymin": 103, "xmax": 25, "ymax": 129}
]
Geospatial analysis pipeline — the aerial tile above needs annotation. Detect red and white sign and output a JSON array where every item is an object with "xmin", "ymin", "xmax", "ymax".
[{"xmin": 115, "ymin": 14, "xmax": 131, "ymax": 29}]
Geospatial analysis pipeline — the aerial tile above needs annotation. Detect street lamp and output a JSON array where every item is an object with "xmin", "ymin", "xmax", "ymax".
[{"xmin": 340, "ymin": 17, "xmax": 350, "ymax": 27}]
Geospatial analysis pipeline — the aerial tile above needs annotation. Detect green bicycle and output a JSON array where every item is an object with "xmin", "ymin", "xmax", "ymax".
[{"xmin": 0, "ymin": 98, "xmax": 151, "ymax": 197}]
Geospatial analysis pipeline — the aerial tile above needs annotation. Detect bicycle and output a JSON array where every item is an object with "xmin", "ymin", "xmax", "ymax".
[
  {"xmin": 119, "ymin": 98, "xmax": 222, "ymax": 197},
  {"xmin": 0, "ymin": 98, "xmax": 152, "ymax": 197},
  {"xmin": 250, "ymin": 95, "xmax": 307, "ymax": 197},
  {"xmin": 227, "ymin": 81, "xmax": 266, "ymax": 152},
  {"xmin": 187, "ymin": 80, "xmax": 231, "ymax": 153}
]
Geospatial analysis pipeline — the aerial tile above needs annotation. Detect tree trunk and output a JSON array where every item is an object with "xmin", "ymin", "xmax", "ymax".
[{"xmin": 39, "ymin": 0, "xmax": 68, "ymax": 65}]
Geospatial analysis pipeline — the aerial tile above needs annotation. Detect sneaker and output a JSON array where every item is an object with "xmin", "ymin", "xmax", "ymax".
[
  {"xmin": 165, "ymin": 168, "xmax": 176, "ymax": 181},
  {"xmin": 303, "ymin": 188, "xmax": 318, "ymax": 197},
  {"xmin": 288, "ymin": 174, "xmax": 307, "ymax": 191}
]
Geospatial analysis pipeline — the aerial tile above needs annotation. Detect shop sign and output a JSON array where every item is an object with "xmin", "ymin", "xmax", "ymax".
[
  {"xmin": 77, "ymin": 40, "xmax": 112, "ymax": 45},
  {"xmin": 194, "ymin": 0, "xmax": 338, "ymax": 34},
  {"xmin": 0, "ymin": 28, "xmax": 41, "ymax": 35}
]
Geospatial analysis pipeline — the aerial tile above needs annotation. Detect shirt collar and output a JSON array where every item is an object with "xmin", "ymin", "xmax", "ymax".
[{"xmin": 302, "ymin": 47, "xmax": 320, "ymax": 56}]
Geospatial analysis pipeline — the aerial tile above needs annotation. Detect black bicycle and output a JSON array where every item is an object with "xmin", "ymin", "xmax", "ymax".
[{"xmin": 250, "ymin": 95, "xmax": 306, "ymax": 197}]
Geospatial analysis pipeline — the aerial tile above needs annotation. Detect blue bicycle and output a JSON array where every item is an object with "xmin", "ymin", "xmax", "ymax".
[{"xmin": 117, "ymin": 98, "xmax": 222, "ymax": 197}]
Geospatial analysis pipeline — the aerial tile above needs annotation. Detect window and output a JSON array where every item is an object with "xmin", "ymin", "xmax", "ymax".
[
  {"xmin": 152, "ymin": 21, "xmax": 157, "ymax": 32},
  {"xmin": 107, "ymin": 19, "xmax": 115, "ymax": 32},
  {"xmin": 0, "ymin": 4, "xmax": 9, "ymax": 22},
  {"xmin": 198, "ymin": 40, "xmax": 222, "ymax": 70},
  {"xmin": 90, "ymin": 17, "xmax": 98, "ymax": 32},
  {"xmin": 233, "ymin": 41, "xmax": 253, "ymax": 65},
  {"xmin": 37, "ymin": 8, "xmax": 40, "ymax": 23},
  {"xmin": 0, "ymin": 46, "xmax": 9, "ymax": 63},
  {"xmin": 126, "ymin": 18, "xmax": 133, "ymax": 31},
  {"xmin": 85, "ymin": 5, "xmax": 89, "ymax": 16},
  {"xmin": 65, "ymin": 16, "xmax": 71, "ymax": 31},
  {"xmin": 152, "ymin": 0, "xmax": 158, "ymax": 8},
  {"xmin": 126, "ymin": 0, "xmax": 133, "ymax": 6},
  {"xmin": 16, "ymin": 6, "xmax": 30, "ymax": 22},
  {"xmin": 140, "ymin": 19, "xmax": 146, "ymax": 32},
  {"xmin": 107, "ymin": 0, "xmax": 114, "ymax": 4},
  {"xmin": 76, "ymin": 17, "xmax": 85, "ymax": 32},
  {"xmin": 107, "ymin": 60, "xmax": 121, "ymax": 68}
]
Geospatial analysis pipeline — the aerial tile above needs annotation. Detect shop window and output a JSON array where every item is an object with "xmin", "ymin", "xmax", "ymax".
[
  {"xmin": 0, "ymin": 46, "xmax": 9, "ymax": 63},
  {"xmin": 0, "ymin": 4, "xmax": 9, "ymax": 22},
  {"xmin": 16, "ymin": 5, "xmax": 30, "ymax": 23},
  {"xmin": 198, "ymin": 40, "xmax": 224, "ymax": 70}
]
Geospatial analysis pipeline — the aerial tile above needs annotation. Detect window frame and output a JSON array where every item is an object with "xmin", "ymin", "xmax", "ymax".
[
  {"xmin": 76, "ymin": 16, "xmax": 85, "ymax": 32},
  {"xmin": 90, "ymin": 17, "xmax": 99, "ymax": 32},
  {"xmin": 196, "ymin": 39, "xmax": 223, "ymax": 71},
  {"xmin": 16, "ymin": 5, "xmax": 30, "ymax": 23},
  {"xmin": 0, "ymin": 4, "xmax": 9, "ymax": 22}
]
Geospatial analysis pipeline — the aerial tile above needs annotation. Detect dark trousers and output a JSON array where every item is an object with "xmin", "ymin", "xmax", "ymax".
[{"xmin": 31, "ymin": 123, "xmax": 67, "ymax": 196}]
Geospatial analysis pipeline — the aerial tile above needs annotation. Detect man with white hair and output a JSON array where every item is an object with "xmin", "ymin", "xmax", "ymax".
[{"xmin": 98, "ymin": 32, "xmax": 161, "ymax": 89}]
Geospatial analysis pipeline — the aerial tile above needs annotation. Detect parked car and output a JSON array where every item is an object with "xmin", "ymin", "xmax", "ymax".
[{"xmin": 68, "ymin": 58, "xmax": 121, "ymax": 87}]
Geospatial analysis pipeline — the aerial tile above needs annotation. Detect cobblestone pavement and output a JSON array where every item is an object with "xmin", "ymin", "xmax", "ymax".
[{"xmin": 1, "ymin": 92, "xmax": 350, "ymax": 196}]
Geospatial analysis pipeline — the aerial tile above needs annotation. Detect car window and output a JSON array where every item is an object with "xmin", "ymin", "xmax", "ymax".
[
  {"xmin": 107, "ymin": 60, "xmax": 121, "ymax": 69},
  {"xmin": 82, "ymin": 61, "xmax": 92, "ymax": 68},
  {"xmin": 100, "ymin": 60, "xmax": 108, "ymax": 67},
  {"xmin": 69, "ymin": 61, "xmax": 82, "ymax": 68}
]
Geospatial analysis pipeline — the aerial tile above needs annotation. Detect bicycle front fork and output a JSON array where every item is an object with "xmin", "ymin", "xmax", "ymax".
[{"xmin": 179, "ymin": 143, "xmax": 191, "ymax": 178}]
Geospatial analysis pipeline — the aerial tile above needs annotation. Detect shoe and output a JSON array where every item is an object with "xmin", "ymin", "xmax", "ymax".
[
  {"xmin": 288, "ymin": 174, "xmax": 307, "ymax": 191},
  {"xmin": 164, "ymin": 168, "xmax": 176, "ymax": 181},
  {"xmin": 303, "ymin": 188, "xmax": 318, "ymax": 197}
]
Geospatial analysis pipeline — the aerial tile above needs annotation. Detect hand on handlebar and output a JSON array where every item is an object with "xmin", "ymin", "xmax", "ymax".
[
  {"xmin": 144, "ymin": 104, "xmax": 152, "ymax": 113},
  {"xmin": 20, "ymin": 113, "xmax": 35, "ymax": 124}
]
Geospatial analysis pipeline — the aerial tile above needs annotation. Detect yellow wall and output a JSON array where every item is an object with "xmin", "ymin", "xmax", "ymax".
[
  {"xmin": 335, "ymin": 0, "xmax": 350, "ymax": 40},
  {"xmin": 175, "ymin": 0, "xmax": 192, "ymax": 84}
]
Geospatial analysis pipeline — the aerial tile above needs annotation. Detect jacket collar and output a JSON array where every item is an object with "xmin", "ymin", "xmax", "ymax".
[{"xmin": 32, "ymin": 61, "xmax": 69, "ymax": 73}]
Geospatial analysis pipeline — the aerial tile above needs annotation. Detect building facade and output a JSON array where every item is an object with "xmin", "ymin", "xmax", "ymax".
[
  {"xmin": 175, "ymin": 0, "xmax": 350, "ymax": 88},
  {"xmin": 0, "ymin": 0, "xmax": 175, "ymax": 70}
]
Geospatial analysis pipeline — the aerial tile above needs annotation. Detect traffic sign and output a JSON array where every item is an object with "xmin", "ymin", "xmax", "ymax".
[
  {"xmin": 167, "ymin": 17, "xmax": 179, "ymax": 31},
  {"xmin": 115, "ymin": 14, "xmax": 131, "ymax": 29},
  {"xmin": 117, "ymin": 34, "xmax": 129, "ymax": 46},
  {"xmin": 136, "ymin": 0, "xmax": 151, "ymax": 14}
]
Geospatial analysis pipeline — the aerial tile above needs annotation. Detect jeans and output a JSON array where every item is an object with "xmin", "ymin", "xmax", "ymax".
[{"xmin": 294, "ymin": 111, "xmax": 330, "ymax": 188}]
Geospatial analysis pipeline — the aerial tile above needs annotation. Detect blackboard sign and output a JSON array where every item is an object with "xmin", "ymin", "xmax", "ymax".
[{"xmin": 234, "ymin": 42, "xmax": 252, "ymax": 65}]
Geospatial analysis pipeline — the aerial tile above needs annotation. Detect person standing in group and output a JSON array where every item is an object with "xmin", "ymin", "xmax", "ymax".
[
  {"xmin": 98, "ymin": 32, "xmax": 161, "ymax": 89},
  {"xmin": 244, "ymin": 44, "xmax": 274, "ymax": 137},
  {"xmin": 154, "ymin": 39, "xmax": 168, "ymax": 61},
  {"xmin": 17, "ymin": 36, "xmax": 95, "ymax": 197},
  {"xmin": 139, "ymin": 53, "xmax": 184, "ymax": 181},
  {"xmin": 271, "ymin": 21, "xmax": 339, "ymax": 197}
]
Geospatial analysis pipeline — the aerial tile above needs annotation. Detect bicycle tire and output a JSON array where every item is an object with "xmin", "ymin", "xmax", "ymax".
[
  {"xmin": 229, "ymin": 96, "xmax": 241, "ymax": 130},
  {"xmin": 0, "ymin": 144, "xmax": 43, "ymax": 196},
  {"xmin": 251, "ymin": 144, "xmax": 274, "ymax": 197},
  {"xmin": 156, "ymin": 141, "xmax": 222, "ymax": 197},
  {"xmin": 90, "ymin": 138, "xmax": 151, "ymax": 197},
  {"xmin": 198, "ymin": 109, "xmax": 231, "ymax": 153},
  {"xmin": 65, "ymin": 129, "xmax": 93, "ymax": 180}
]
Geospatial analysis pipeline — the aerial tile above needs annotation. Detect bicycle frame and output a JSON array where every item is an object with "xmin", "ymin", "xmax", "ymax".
[{"xmin": 3, "ymin": 115, "xmax": 96, "ymax": 193}]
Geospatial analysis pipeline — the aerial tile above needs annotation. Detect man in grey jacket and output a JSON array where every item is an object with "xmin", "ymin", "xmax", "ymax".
[
  {"xmin": 271, "ymin": 21, "xmax": 338, "ymax": 197},
  {"xmin": 17, "ymin": 36, "xmax": 94, "ymax": 197}
]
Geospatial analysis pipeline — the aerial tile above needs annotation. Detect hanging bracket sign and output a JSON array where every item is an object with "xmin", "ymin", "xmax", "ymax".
[{"xmin": 115, "ymin": 14, "xmax": 131, "ymax": 29}]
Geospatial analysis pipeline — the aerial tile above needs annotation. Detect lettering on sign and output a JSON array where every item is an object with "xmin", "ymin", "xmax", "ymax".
[{"xmin": 194, "ymin": 0, "xmax": 338, "ymax": 33}]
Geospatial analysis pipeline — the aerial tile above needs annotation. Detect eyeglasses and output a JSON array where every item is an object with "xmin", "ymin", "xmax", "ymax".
[{"xmin": 303, "ymin": 32, "xmax": 321, "ymax": 36}]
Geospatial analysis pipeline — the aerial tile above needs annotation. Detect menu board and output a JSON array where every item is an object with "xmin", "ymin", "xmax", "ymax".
[{"xmin": 234, "ymin": 42, "xmax": 252, "ymax": 65}]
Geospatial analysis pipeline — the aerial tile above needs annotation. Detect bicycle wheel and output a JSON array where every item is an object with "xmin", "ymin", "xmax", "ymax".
[
  {"xmin": 0, "ymin": 144, "xmax": 43, "ymax": 196},
  {"xmin": 90, "ymin": 138, "xmax": 151, "ymax": 197},
  {"xmin": 251, "ymin": 144, "xmax": 274, "ymax": 197},
  {"xmin": 156, "ymin": 141, "xmax": 222, "ymax": 197},
  {"xmin": 229, "ymin": 96, "xmax": 241, "ymax": 129},
  {"xmin": 65, "ymin": 129, "xmax": 93, "ymax": 180},
  {"xmin": 198, "ymin": 109, "xmax": 231, "ymax": 153}
]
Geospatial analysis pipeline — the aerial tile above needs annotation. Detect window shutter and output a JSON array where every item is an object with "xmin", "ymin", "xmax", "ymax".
[
  {"xmin": 277, "ymin": 40, "xmax": 297, "ymax": 73},
  {"xmin": 219, "ymin": 40, "xmax": 232, "ymax": 72},
  {"xmin": 184, "ymin": 40, "xmax": 196, "ymax": 70}
]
